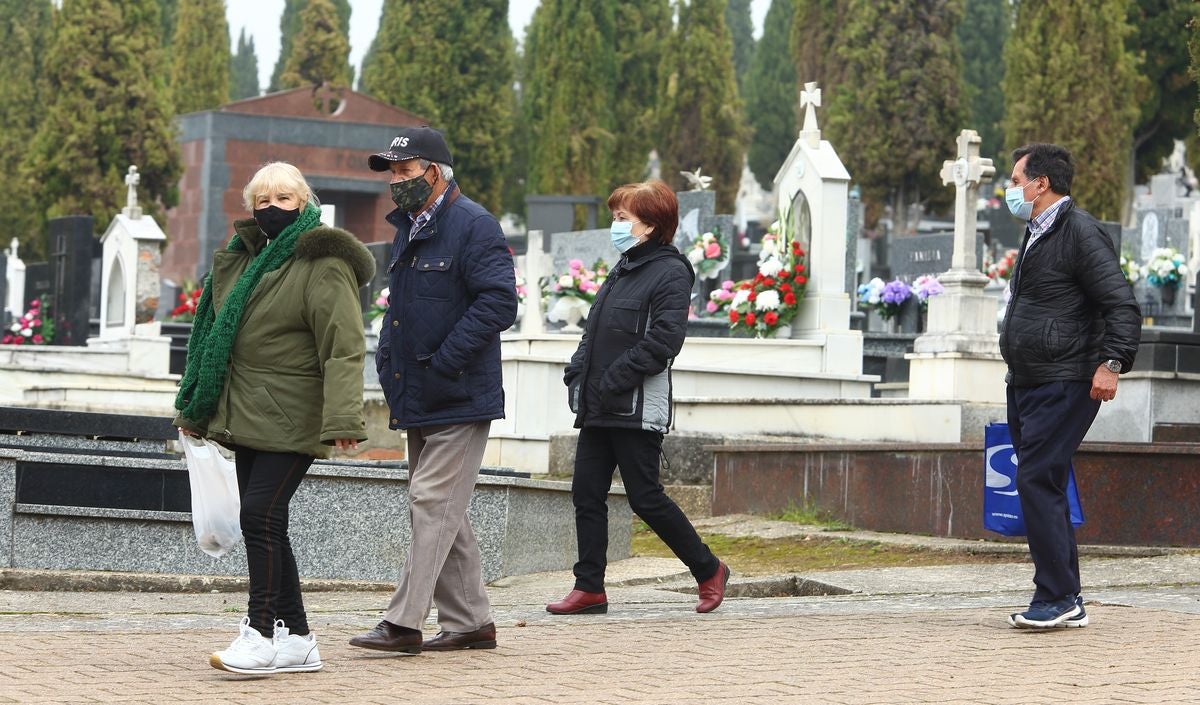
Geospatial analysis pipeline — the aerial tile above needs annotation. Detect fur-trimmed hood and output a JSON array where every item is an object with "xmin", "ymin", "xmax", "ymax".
[
  {"xmin": 294, "ymin": 226, "xmax": 376, "ymax": 287},
  {"xmin": 232, "ymin": 219, "xmax": 376, "ymax": 287}
]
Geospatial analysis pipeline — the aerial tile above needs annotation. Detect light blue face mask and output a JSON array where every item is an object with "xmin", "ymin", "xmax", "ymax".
[
  {"xmin": 1005, "ymin": 180, "xmax": 1042, "ymax": 221},
  {"xmin": 610, "ymin": 220, "xmax": 640, "ymax": 253}
]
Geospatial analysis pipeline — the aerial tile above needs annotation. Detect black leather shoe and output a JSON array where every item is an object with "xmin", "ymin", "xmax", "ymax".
[
  {"xmin": 348, "ymin": 620, "xmax": 422, "ymax": 654},
  {"xmin": 421, "ymin": 622, "xmax": 497, "ymax": 651}
]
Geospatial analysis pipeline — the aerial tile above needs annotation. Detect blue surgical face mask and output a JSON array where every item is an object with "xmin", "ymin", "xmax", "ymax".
[
  {"xmin": 610, "ymin": 220, "xmax": 640, "ymax": 253},
  {"xmin": 1005, "ymin": 180, "xmax": 1043, "ymax": 221}
]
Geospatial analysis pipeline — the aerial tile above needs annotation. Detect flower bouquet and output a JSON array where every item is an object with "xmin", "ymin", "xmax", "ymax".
[
  {"xmin": 2, "ymin": 296, "xmax": 54, "ymax": 345},
  {"xmin": 706, "ymin": 279, "xmax": 736, "ymax": 315},
  {"xmin": 1141, "ymin": 247, "xmax": 1188, "ymax": 288},
  {"xmin": 987, "ymin": 248, "xmax": 1019, "ymax": 282},
  {"xmin": 726, "ymin": 237, "xmax": 807, "ymax": 338},
  {"xmin": 911, "ymin": 275, "xmax": 944, "ymax": 309},
  {"xmin": 1119, "ymin": 254, "xmax": 1141, "ymax": 285},
  {"xmin": 170, "ymin": 282, "xmax": 203, "ymax": 322},
  {"xmin": 544, "ymin": 258, "xmax": 605, "ymax": 331},
  {"xmin": 686, "ymin": 227, "xmax": 729, "ymax": 280},
  {"xmin": 857, "ymin": 277, "xmax": 912, "ymax": 320}
]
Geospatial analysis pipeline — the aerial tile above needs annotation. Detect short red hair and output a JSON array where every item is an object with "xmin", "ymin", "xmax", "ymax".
[{"xmin": 607, "ymin": 180, "xmax": 679, "ymax": 246}]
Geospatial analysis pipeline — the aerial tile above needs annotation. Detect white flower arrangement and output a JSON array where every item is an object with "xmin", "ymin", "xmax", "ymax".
[{"xmin": 1142, "ymin": 247, "xmax": 1188, "ymax": 288}]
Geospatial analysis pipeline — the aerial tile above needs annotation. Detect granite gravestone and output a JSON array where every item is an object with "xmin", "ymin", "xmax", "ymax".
[
  {"xmin": 49, "ymin": 216, "xmax": 98, "ymax": 346},
  {"xmin": 23, "ymin": 262, "xmax": 51, "ymax": 310},
  {"xmin": 527, "ymin": 195, "xmax": 600, "ymax": 250},
  {"xmin": 548, "ymin": 229, "xmax": 614, "ymax": 276},
  {"xmin": 888, "ymin": 231, "xmax": 985, "ymax": 284}
]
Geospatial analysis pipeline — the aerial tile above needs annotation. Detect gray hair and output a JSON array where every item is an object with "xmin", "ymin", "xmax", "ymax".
[{"xmin": 419, "ymin": 159, "xmax": 454, "ymax": 182}]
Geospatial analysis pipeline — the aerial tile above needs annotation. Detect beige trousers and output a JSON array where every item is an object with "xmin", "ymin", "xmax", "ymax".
[{"xmin": 384, "ymin": 421, "xmax": 493, "ymax": 633}]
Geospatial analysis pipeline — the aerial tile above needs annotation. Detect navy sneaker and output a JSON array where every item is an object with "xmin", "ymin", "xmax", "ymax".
[
  {"xmin": 1007, "ymin": 595, "xmax": 1082, "ymax": 629},
  {"xmin": 1054, "ymin": 595, "xmax": 1088, "ymax": 628}
]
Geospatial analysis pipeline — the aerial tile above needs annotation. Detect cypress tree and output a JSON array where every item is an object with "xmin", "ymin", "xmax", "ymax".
[
  {"xmin": 956, "ymin": 0, "xmax": 1010, "ymax": 165},
  {"xmin": 1128, "ymin": 0, "xmax": 1197, "ymax": 184},
  {"xmin": 229, "ymin": 28, "xmax": 260, "ymax": 101},
  {"xmin": 1192, "ymin": 16, "xmax": 1200, "ymax": 141},
  {"xmin": 170, "ymin": 0, "xmax": 230, "ymax": 114},
  {"xmin": 612, "ymin": 0, "xmax": 672, "ymax": 183},
  {"xmin": 270, "ymin": 0, "xmax": 351, "ymax": 93},
  {"xmin": 790, "ymin": 0, "xmax": 847, "ymax": 97},
  {"xmin": 22, "ymin": 0, "xmax": 182, "ymax": 251},
  {"xmin": 1004, "ymin": 0, "xmax": 1140, "ymax": 222},
  {"xmin": 826, "ymin": 0, "xmax": 966, "ymax": 233},
  {"xmin": 159, "ymin": 0, "xmax": 178, "ymax": 70},
  {"xmin": 726, "ymin": 0, "xmax": 755, "ymax": 95},
  {"xmin": 745, "ymin": 0, "xmax": 797, "ymax": 190},
  {"xmin": 0, "ymin": 0, "xmax": 54, "ymax": 258},
  {"xmin": 278, "ymin": 0, "xmax": 352, "ymax": 96},
  {"xmin": 658, "ymin": 0, "xmax": 750, "ymax": 212},
  {"xmin": 360, "ymin": 0, "xmax": 515, "ymax": 214},
  {"xmin": 523, "ymin": 0, "xmax": 617, "ymax": 198}
]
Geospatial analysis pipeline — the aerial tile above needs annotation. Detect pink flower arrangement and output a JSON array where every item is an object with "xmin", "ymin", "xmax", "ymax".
[
  {"xmin": 2, "ymin": 296, "xmax": 54, "ymax": 345},
  {"xmin": 543, "ymin": 258, "xmax": 606, "ymax": 304},
  {"xmin": 686, "ymin": 229, "xmax": 729, "ymax": 279}
]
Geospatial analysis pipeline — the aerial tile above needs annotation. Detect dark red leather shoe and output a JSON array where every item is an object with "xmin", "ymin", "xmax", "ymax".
[
  {"xmin": 696, "ymin": 561, "xmax": 730, "ymax": 613},
  {"xmin": 348, "ymin": 620, "xmax": 422, "ymax": 654},
  {"xmin": 546, "ymin": 589, "xmax": 608, "ymax": 615},
  {"xmin": 422, "ymin": 622, "xmax": 497, "ymax": 651}
]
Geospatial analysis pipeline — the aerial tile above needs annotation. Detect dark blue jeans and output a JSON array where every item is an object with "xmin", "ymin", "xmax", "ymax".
[
  {"xmin": 1006, "ymin": 381, "xmax": 1100, "ymax": 603},
  {"xmin": 571, "ymin": 426, "xmax": 718, "ymax": 593},
  {"xmin": 233, "ymin": 446, "xmax": 313, "ymax": 637}
]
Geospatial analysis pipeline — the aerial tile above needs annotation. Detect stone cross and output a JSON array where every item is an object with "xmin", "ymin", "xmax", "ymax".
[
  {"xmin": 800, "ymin": 82, "xmax": 822, "ymax": 148},
  {"xmin": 123, "ymin": 165, "xmax": 142, "ymax": 219},
  {"xmin": 938, "ymin": 130, "xmax": 994, "ymax": 274}
]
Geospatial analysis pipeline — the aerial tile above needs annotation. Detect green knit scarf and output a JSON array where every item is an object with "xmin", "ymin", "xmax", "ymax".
[{"xmin": 174, "ymin": 203, "xmax": 322, "ymax": 425}]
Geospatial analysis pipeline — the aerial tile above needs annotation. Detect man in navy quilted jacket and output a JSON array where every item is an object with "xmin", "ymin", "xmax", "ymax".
[{"xmin": 350, "ymin": 126, "xmax": 517, "ymax": 655}]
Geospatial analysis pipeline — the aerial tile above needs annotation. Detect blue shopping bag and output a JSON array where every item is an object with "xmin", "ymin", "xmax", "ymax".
[{"xmin": 983, "ymin": 422, "xmax": 1084, "ymax": 536}]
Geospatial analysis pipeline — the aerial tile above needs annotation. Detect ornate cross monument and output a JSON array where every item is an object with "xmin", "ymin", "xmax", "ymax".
[{"xmin": 907, "ymin": 129, "xmax": 1006, "ymax": 404}]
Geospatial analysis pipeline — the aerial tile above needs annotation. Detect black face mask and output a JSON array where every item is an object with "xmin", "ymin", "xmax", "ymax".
[
  {"xmin": 390, "ymin": 168, "xmax": 434, "ymax": 212},
  {"xmin": 253, "ymin": 205, "xmax": 301, "ymax": 239}
]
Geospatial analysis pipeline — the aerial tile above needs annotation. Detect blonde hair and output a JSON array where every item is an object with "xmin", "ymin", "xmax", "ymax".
[{"xmin": 241, "ymin": 162, "xmax": 318, "ymax": 210}]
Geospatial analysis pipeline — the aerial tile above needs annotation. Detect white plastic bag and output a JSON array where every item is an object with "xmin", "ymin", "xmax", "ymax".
[{"xmin": 180, "ymin": 432, "xmax": 242, "ymax": 557}]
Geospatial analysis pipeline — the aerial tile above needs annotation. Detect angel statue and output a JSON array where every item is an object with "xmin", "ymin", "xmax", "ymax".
[{"xmin": 679, "ymin": 168, "xmax": 713, "ymax": 192}]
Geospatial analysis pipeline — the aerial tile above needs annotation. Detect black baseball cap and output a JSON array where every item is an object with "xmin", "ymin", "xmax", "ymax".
[{"xmin": 368, "ymin": 126, "xmax": 454, "ymax": 171}]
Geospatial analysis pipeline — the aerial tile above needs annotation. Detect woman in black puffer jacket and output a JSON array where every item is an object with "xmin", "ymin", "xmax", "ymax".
[{"xmin": 547, "ymin": 180, "xmax": 728, "ymax": 617}]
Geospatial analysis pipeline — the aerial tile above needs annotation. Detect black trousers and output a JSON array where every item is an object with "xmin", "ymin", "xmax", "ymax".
[
  {"xmin": 233, "ymin": 445, "xmax": 314, "ymax": 637},
  {"xmin": 1007, "ymin": 380, "xmax": 1100, "ymax": 603},
  {"xmin": 571, "ymin": 426, "xmax": 718, "ymax": 593}
]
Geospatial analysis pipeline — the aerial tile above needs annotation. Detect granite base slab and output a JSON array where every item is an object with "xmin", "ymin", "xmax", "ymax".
[{"xmin": 0, "ymin": 453, "xmax": 630, "ymax": 584}]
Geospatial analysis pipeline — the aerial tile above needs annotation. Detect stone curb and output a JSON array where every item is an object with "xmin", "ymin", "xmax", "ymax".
[{"xmin": 0, "ymin": 569, "xmax": 394, "ymax": 594}]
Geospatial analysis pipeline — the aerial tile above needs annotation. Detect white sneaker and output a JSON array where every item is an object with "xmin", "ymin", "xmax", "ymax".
[
  {"xmin": 272, "ymin": 619, "xmax": 323, "ymax": 673},
  {"xmin": 210, "ymin": 617, "xmax": 278, "ymax": 674}
]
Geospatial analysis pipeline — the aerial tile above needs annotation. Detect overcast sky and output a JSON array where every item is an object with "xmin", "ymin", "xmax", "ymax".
[{"xmin": 226, "ymin": 0, "xmax": 770, "ymax": 93}]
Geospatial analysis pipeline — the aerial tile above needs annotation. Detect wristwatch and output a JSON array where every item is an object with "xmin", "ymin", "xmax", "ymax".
[{"xmin": 1103, "ymin": 359, "xmax": 1122, "ymax": 373}]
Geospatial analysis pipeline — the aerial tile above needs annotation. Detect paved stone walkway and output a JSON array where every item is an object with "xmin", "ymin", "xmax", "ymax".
[{"xmin": 2, "ymin": 526, "xmax": 1199, "ymax": 703}]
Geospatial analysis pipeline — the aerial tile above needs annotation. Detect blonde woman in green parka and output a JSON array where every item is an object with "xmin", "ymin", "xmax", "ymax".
[{"xmin": 173, "ymin": 162, "xmax": 375, "ymax": 675}]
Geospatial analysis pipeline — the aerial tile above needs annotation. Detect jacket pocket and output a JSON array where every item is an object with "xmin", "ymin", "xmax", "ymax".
[
  {"xmin": 417, "ymin": 353, "xmax": 471, "ymax": 412},
  {"xmin": 600, "ymin": 385, "xmax": 639, "ymax": 416},
  {"xmin": 608, "ymin": 298, "xmax": 643, "ymax": 335},
  {"xmin": 1043, "ymin": 318, "xmax": 1081, "ymax": 360},
  {"xmin": 376, "ymin": 346, "xmax": 394, "ymax": 389},
  {"xmin": 246, "ymin": 385, "xmax": 297, "ymax": 433},
  {"xmin": 415, "ymin": 256, "xmax": 453, "ymax": 301}
]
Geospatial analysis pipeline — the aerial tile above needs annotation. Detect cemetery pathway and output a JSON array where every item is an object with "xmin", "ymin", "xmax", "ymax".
[{"xmin": 1, "ymin": 536, "xmax": 1198, "ymax": 703}]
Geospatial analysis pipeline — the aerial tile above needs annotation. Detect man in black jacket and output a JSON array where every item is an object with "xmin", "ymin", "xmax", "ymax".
[{"xmin": 999, "ymin": 143, "xmax": 1140, "ymax": 629}]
